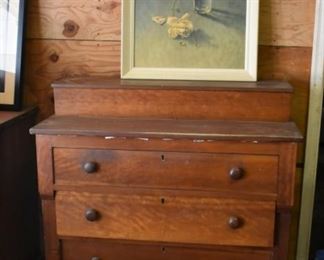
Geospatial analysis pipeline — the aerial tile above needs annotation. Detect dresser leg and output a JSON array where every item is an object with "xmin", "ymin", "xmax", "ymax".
[
  {"xmin": 42, "ymin": 200, "xmax": 61, "ymax": 260},
  {"xmin": 274, "ymin": 210, "xmax": 291, "ymax": 260}
]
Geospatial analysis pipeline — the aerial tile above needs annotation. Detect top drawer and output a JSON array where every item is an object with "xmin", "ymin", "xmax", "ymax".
[{"xmin": 54, "ymin": 148, "xmax": 278, "ymax": 195}]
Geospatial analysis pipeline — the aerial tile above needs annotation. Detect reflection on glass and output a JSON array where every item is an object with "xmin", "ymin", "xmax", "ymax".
[
  {"xmin": 193, "ymin": 0, "xmax": 212, "ymax": 14},
  {"xmin": 0, "ymin": 0, "xmax": 19, "ymax": 92}
]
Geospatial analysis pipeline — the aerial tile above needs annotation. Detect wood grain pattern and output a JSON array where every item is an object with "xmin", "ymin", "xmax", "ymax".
[
  {"xmin": 30, "ymin": 116, "xmax": 303, "ymax": 142},
  {"xmin": 23, "ymin": 0, "xmax": 314, "ymax": 143},
  {"xmin": 53, "ymin": 87, "xmax": 292, "ymax": 121},
  {"xmin": 27, "ymin": 0, "xmax": 121, "ymax": 40},
  {"xmin": 259, "ymin": 0, "xmax": 315, "ymax": 47},
  {"xmin": 23, "ymin": 40, "xmax": 120, "ymax": 119},
  {"xmin": 54, "ymin": 148, "xmax": 279, "ymax": 195},
  {"xmin": 277, "ymin": 143, "xmax": 298, "ymax": 207},
  {"xmin": 27, "ymin": 0, "xmax": 310, "ymax": 258},
  {"xmin": 53, "ymin": 77, "xmax": 294, "ymax": 92},
  {"xmin": 23, "ymin": 40, "xmax": 312, "ymax": 124},
  {"xmin": 42, "ymin": 200, "xmax": 60, "ymax": 260},
  {"xmin": 36, "ymin": 129, "xmax": 298, "ymax": 208},
  {"xmin": 32, "ymin": 135, "xmax": 283, "ymax": 155},
  {"xmin": 56, "ymin": 191, "xmax": 275, "ymax": 247},
  {"xmin": 62, "ymin": 238, "xmax": 273, "ymax": 260},
  {"xmin": 258, "ymin": 45, "xmax": 311, "ymax": 162},
  {"xmin": 54, "ymin": 86, "xmax": 292, "ymax": 121},
  {"xmin": 258, "ymin": 46, "xmax": 311, "ymax": 135},
  {"xmin": 53, "ymin": 185, "xmax": 278, "ymax": 203},
  {"xmin": 273, "ymin": 210, "xmax": 291, "ymax": 260},
  {"xmin": 35, "ymin": 135, "xmax": 55, "ymax": 198},
  {"xmin": 26, "ymin": 0, "xmax": 315, "ymax": 47}
]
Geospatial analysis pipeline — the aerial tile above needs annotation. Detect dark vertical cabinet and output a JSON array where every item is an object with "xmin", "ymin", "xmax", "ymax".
[
  {"xmin": 0, "ymin": 108, "xmax": 41, "ymax": 260},
  {"xmin": 310, "ymin": 109, "xmax": 324, "ymax": 259}
]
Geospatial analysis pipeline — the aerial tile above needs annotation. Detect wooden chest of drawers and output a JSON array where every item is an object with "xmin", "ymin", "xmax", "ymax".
[{"xmin": 31, "ymin": 79, "xmax": 302, "ymax": 260}]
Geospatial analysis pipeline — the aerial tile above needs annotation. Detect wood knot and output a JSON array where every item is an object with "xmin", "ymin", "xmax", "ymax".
[
  {"xmin": 100, "ymin": 1, "xmax": 119, "ymax": 12},
  {"xmin": 109, "ymin": 1, "xmax": 119, "ymax": 10},
  {"xmin": 63, "ymin": 20, "xmax": 80, "ymax": 37},
  {"xmin": 49, "ymin": 53, "xmax": 59, "ymax": 63},
  {"xmin": 96, "ymin": 1, "xmax": 120, "ymax": 14}
]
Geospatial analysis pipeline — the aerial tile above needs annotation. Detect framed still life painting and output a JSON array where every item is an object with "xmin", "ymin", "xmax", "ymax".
[
  {"xmin": 122, "ymin": 0, "xmax": 259, "ymax": 81},
  {"xmin": 0, "ymin": 0, "xmax": 25, "ymax": 110}
]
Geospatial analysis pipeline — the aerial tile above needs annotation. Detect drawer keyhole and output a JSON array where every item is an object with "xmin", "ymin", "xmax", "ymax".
[
  {"xmin": 161, "ymin": 154, "xmax": 165, "ymax": 161},
  {"xmin": 160, "ymin": 197, "xmax": 166, "ymax": 204}
]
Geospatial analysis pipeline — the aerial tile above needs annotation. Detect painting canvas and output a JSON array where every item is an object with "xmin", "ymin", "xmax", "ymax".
[
  {"xmin": 122, "ymin": 0, "xmax": 259, "ymax": 81},
  {"xmin": 0, "ymin": 0, "xmax": 25, "ymax": 110}
]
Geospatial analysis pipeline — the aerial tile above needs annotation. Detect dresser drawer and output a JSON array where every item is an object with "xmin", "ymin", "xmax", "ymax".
[
  {"xmin": 56, "ymin": 191, "xmax": 275, "ymax": 247},
  {"xmin": 62, "ymin": 239, "xmax": 273, "ymax": 260},
  {"xmin": 54, "ymin": 148, "xmax": 278, "ymax": 194}
]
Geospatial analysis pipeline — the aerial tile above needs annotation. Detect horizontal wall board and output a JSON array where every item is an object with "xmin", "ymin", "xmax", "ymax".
[
  {"xmin": 259, "ymin": 0, "xmax": 315, "ymax": 47},
  {"xmin": 27, "ymin": 0, "xmax": 315, "ymax": 47},
  {"xmin": 23, "ymin": 39, "xmax": 120, "ymax": 119},
  {"xmin": 27, "ymin": 0, "xmax": 121, "ymax": 41}
]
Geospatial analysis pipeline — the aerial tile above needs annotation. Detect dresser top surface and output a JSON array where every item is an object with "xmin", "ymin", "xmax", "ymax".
[
  {"xmin": 0, "ymin": 107, "xmax": 37, "ymax": 129},
  {"xmin": 30, "ymin": 116, "xmax": 302, "ymax": 142},
  {"xmin": 52, "ymin": 77, "xmax": 293, "ymax": 93}
]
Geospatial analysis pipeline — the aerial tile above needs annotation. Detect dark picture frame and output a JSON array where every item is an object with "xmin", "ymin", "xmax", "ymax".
[{"xmin": 0, "ymin": 0, "xmax": 26, "ymax": 111}]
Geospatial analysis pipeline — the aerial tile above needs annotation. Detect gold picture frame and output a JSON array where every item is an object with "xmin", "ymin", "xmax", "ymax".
[{"xmin": 122, "ymin": 0, "xmax": 259, "ymax": 81}]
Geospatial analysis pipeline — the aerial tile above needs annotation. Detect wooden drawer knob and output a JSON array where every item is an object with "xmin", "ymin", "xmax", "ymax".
[
  {"xmin": 83, "ymin": 161, "xmax": 98, "ymax": 174},
  {"xmin": 228, "ymin": 216, "xmax": 242, "ymax": 229},
  {"xmin": 85, "ymin": 208, "xmax": 100, "ymax": 222},
  {"xmin": 91, "ymin": 257, "xmax": 101, "ymax": 260},
  {"xmin": 229, "ymin": 167, "xmax": 244, "ymax": 180}
]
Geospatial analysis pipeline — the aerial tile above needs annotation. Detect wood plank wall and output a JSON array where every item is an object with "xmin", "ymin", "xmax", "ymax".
[
  {"xmin": 24, "ymin": 0, "xmax": 315, "ymax": 128},
  {"xmin": 24, "ymin": 0, "xmax": 315, "ymax": 258}
]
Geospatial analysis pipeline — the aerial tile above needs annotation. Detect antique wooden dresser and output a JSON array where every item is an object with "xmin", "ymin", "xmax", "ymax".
[{"xmin": 30, "ymin": 78, "xmax": 302, "ymax": 260}]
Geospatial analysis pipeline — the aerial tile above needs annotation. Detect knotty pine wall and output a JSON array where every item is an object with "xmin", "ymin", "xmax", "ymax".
[
  {"xmin": 25, "ymin": 0, "xmax": 315, "ymax": 127},
  {"xmin": 24, "ymin": 0, "xmax": 315, "ymax": 258}
]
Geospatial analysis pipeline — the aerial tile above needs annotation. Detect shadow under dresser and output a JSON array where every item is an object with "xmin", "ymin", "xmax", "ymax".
[{"xmin": 30, "ymin": 79, "xmax": 302, "ymax": 260}]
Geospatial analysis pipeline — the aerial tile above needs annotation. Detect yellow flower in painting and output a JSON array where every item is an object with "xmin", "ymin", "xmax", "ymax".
[
  {"xmin": 167, "ymin": 13, "xmax": 193, "ymax": 39},
  {"xmin": 152, "ymin": 13, "xmax": 194, "ymax": 39}
]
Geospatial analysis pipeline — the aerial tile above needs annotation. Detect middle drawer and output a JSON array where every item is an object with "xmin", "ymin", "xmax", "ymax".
[
  {"xmin": 54, "ymin": 148, "xmax": 278, "ymax": 194},
  {"xmin": 56, "ymin": 191, "xmax": 275, "ymax": 247}
]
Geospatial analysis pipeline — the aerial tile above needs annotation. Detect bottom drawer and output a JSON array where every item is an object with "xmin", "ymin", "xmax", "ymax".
[{"xmin": 61, "ymin": 239, "xmax": 273, "ymax": 260}]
